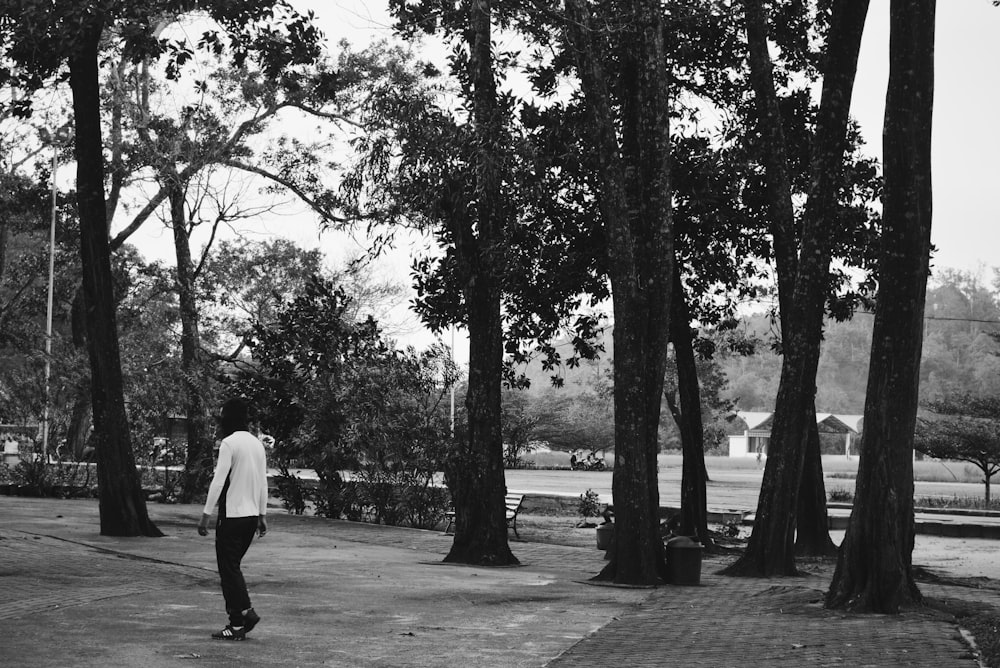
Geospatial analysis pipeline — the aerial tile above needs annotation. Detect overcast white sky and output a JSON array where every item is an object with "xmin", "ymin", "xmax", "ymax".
[
  {"xmin": 850, "ymin": 1, "xmax": 1000, "ymax": 277},
  {"xmin": 127, "ymin": 2, "xmax": 1000, "ymax": 360}
]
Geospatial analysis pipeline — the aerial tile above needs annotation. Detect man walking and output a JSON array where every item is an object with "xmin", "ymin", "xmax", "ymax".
[{"xmin": 197, "ymin": 398, "xmax": 269, "ymax": 641}]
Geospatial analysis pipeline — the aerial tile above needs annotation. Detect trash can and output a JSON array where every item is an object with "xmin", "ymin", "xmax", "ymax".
[
  {"xmin": 665, "ymin": 536, "xmax": 703, "ymax": 585},
  {"xmin": 596, "ymin": 522, "xmax": 614, "ymax": 550}
]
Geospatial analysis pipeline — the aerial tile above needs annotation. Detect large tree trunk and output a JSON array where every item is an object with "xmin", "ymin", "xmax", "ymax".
[
  {"xmin": 668, "ymin": 269, "xmax": 709, "ymax": 543},
  {"xmin": 724, "ymin": 0, "xmax": 868, "ymax": 576},
  {"xmin": 565, "ymin": 0, "xmax": 673, "ymax": 586},
  {"xmin": 443, "ymin": 0, "xmax": 516, "ymax": 567},
  {"xmin": 795, "ymin": 419, "xmax": 837, "ymax": 556},
  {"xmin": 168, "ymin": 187, "xmax": 212, "ymax": 502},
  {"xmin": 444, "ymin": 274, "xmax": 514, "ymax": 565},
  {"xmin": 826, "ymin": 0, "xmax": 934, "ymax": 613},
  {"xmin": 68, "ymin": 18, "xmax": 161, "ymax": 538}
]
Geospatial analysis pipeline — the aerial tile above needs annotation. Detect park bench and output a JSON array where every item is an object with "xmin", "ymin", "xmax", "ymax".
[{"xmin": 444, "ymin": 493, "xmax": 525, "ymax": 538}]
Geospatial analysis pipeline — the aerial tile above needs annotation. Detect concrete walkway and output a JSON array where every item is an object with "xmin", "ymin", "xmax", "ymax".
[{"xmin": 0, "ymin": 496, "xmax": 995, "ymax": 667}]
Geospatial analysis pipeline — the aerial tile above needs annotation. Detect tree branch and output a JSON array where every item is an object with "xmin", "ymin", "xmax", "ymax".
[{"xmin": 222, "ymin": 158, "xmax": 352, "ymax": 224}]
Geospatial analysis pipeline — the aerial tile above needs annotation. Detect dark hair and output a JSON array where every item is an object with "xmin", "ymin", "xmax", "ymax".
[{"xmin": 219, "ymin": 398, "xmax": 250, "ymax": 436}]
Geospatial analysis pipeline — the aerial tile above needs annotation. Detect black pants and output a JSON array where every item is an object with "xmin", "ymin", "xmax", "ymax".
[{"xmin": 215, "ymin": 516, "xmax": 258, "ymax": 626}]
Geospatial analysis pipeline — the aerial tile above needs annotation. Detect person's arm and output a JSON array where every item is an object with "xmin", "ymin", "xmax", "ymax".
[
  {"xmin": 257, "ymin": 447, "xmax": 268, "ymax": 537},
  {"xmin": 197, "ymin": 442, "xmax": 232, "ymax": 535}
]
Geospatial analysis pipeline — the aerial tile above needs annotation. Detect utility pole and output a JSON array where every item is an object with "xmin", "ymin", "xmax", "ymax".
[
  {"xmin": 450, "ymin": 326, "xmax": 455, "ymax": 437},
  {"xmin": 41, "ymin": 136, "xmax": 58, "ymax": 462}
]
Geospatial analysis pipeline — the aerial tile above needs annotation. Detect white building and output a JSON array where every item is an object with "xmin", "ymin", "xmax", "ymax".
[{"xmin": 728, "ymin": 411, "xmax": 864, "ymax": 459}]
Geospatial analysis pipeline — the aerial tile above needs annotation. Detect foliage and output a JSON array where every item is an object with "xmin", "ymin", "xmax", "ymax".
[
  {"xmin": 662, "ymin": 342, "xmax": 735, "ymax": 451},
  {"xmin": 273, "ymin": 464, "xmax": 309, "ymax": 515},
  {"xmin": 341, "ymin": 340, "xmax": 455, "ymax": 529},
  {"xmin": 9, "ymin": 458, "xmax": 56, "ymax": 496},
  {"xmin": 828, "ymin": 488, "xmax": 854, "ymax": 503},
  {"xmin": 914, "ymin": 494, "xmax": 1000, "ymax": 512},
  {"xmin": 198, "ymin": 238, "xmax": 327, "ymax": 357},
  {"xmin": 232, "ymin": 274, "xmax": 456, "ymax": 529},
  {"xmin": 962, "ymin": 615, "xmax": 1000, "ymax": 668},
  {"xmin": 718, "ymin": 520, "xmax": 742, "ymax": 539},
  {"xmin": 5, "ymin": 460, "xmax": 97, "ymax": 497},
  {"xmin": 577, "ymin": 488, "xmax": 601, "ymax": 519}
]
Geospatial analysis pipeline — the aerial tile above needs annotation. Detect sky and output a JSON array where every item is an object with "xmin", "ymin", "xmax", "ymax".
[
  {"xmin": 850, "ymin": 1, "xmax": 1000, "ymax": 276},
  {"xmin": 126, "ymin": 1, "xmax": 1000, "ymax": 362}
]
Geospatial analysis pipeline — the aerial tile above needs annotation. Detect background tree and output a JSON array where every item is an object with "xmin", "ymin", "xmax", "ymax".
[
  {"xmin": 500, "ymin": 388, "xmax": 540, "ymax": 468},
  {"xmin": 382, "ymin": 0, "xmax": 521, "ymax": 566},
  {"xmin": 199, "ymin": 238, "xmax": 326, "ymax": 358},
  {"xmin": 914, "ymin": 395, "xmax": 1000, "ymax": 503},
  {"xmin": 723, "ymin": 0, "xmax": 871, "ymax": 575},
  {"xmin": 827, "ymin": 0, "xmax": 935, "ymax": 613},
  {"xmin": 100, "ymin": 26, "xmax": 412, "ymax": 501}
]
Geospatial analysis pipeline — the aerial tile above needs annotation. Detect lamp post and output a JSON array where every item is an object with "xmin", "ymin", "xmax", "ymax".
[
  {"xmin": 450, "ymin": 326, "xmax": 455, "ymax": 437},
  {"xmin": 40, "ymin": 125, "xmax": 69, "ymax": 462}
]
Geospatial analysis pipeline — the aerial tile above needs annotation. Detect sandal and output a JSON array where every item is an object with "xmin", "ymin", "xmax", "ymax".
[{"xmin": 211, "ymin": 625, "xmax": 246, "ymax": 641}]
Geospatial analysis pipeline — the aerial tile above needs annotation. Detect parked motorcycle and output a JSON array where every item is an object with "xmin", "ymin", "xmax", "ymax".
[{"xmin": 570, "ymin": 452, "xmax": 607, "ymax": 471}]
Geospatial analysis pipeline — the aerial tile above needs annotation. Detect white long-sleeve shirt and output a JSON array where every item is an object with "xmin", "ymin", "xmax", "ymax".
[{"xmin": 202, "ymin": 431, "xmax": 268, "ymax": 519}]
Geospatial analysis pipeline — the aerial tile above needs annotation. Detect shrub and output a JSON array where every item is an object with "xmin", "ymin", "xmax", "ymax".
[
  {"xmin": 273, "ymin": 464, "xmax": 309, "ymax": 515},
  {"xmin": 11, "ymin": 459, "xmax": 56, "ymax": 496},
  {"xmin": 915, "ymin": 494, "xmax": 1000, "ymax": 512},
  {"xmin": 828, "ymin": 488, "xmax": 854, "ymax": 503},
  {"xmin": 719, "ymin": 519, "xmax": 742, "ymax": 538},
  {"xmin": 578, "ymin": 488, "xmax": 602, "ymax": 519}
]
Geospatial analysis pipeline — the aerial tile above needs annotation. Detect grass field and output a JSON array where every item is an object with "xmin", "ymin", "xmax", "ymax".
[{"xmin": 524, "ymin": 450, "xmax": 986, "ymax": 485}]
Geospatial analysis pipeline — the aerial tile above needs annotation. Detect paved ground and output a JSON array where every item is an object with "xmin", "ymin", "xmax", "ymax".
[{"xmin": 1, "ymin": 496, "xmax": 997, "ymax": 667}]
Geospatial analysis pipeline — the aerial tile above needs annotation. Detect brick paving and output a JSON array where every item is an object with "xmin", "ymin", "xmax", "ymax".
[
  {"xmin": 0, "ymin": 528, "xmax": 214, "ymax": 621},
  {"xmin": 219, "ymin": 515, "xmax": 993, "ymax": 667},
  {"xmin": 547, "ymin": 566, "xmax": 981, "ymax": 667},
  {"xmin": 0, "ymin": 499, "xmax": 995, "ymax": 667}
]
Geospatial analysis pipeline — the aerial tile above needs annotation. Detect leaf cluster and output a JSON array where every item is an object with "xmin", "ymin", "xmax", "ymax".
[{"xmin": 1, "ymin": 1, "xmax": 324, "ymax": 116}]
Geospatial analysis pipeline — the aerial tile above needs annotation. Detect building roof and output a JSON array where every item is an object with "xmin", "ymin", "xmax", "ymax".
[
  {"xmin": 735, "ymin": 411, "xmax": 863, "ymax": 435},
  {"xmin": 736, "ymin": 412, "xmax": 774, "ymax": 431}
]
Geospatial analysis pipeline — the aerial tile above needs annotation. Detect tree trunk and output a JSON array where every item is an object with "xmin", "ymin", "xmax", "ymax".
[
  {"xmin": 443, "ymin": 0, "xmax": 516, "ymax": 566},
  {"xmin": 65, "ymin": 289, "xmax": 92, "ymax": 460},
  {"xmin": 168, "ymin": 187, "xmax": 212, "ymax": 502},
  {"xmin": 68, "ymin": 18, "xmax": 161, "ymax": 538},
  {"xmin": 65, "ymin": 394, "xmax": 92, "ymax": 461},
  {"xmin": 669, "ymin": 269, "xmax": 709, "ymax": 543},
  {"xmin": 795, "ymin": 418, "xmax": 837, "ymax": 556},
  {"xmin": 724, "ymin": 0, "xmax": 868, "ymax": 577},
  {"xmin": 444, "ymin": 274, "xmax": 515, "ymax": 565},
  {"xmin": 742, "ymin": 0, "xmax": 798, "ymax": 311},
  {"xmin": 827, "ymin": 0, "xmax": 934, "ymax": 613},
  {"xmin": 565, "ymin": 0, "xmax": 673, "ymax": 586}
]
